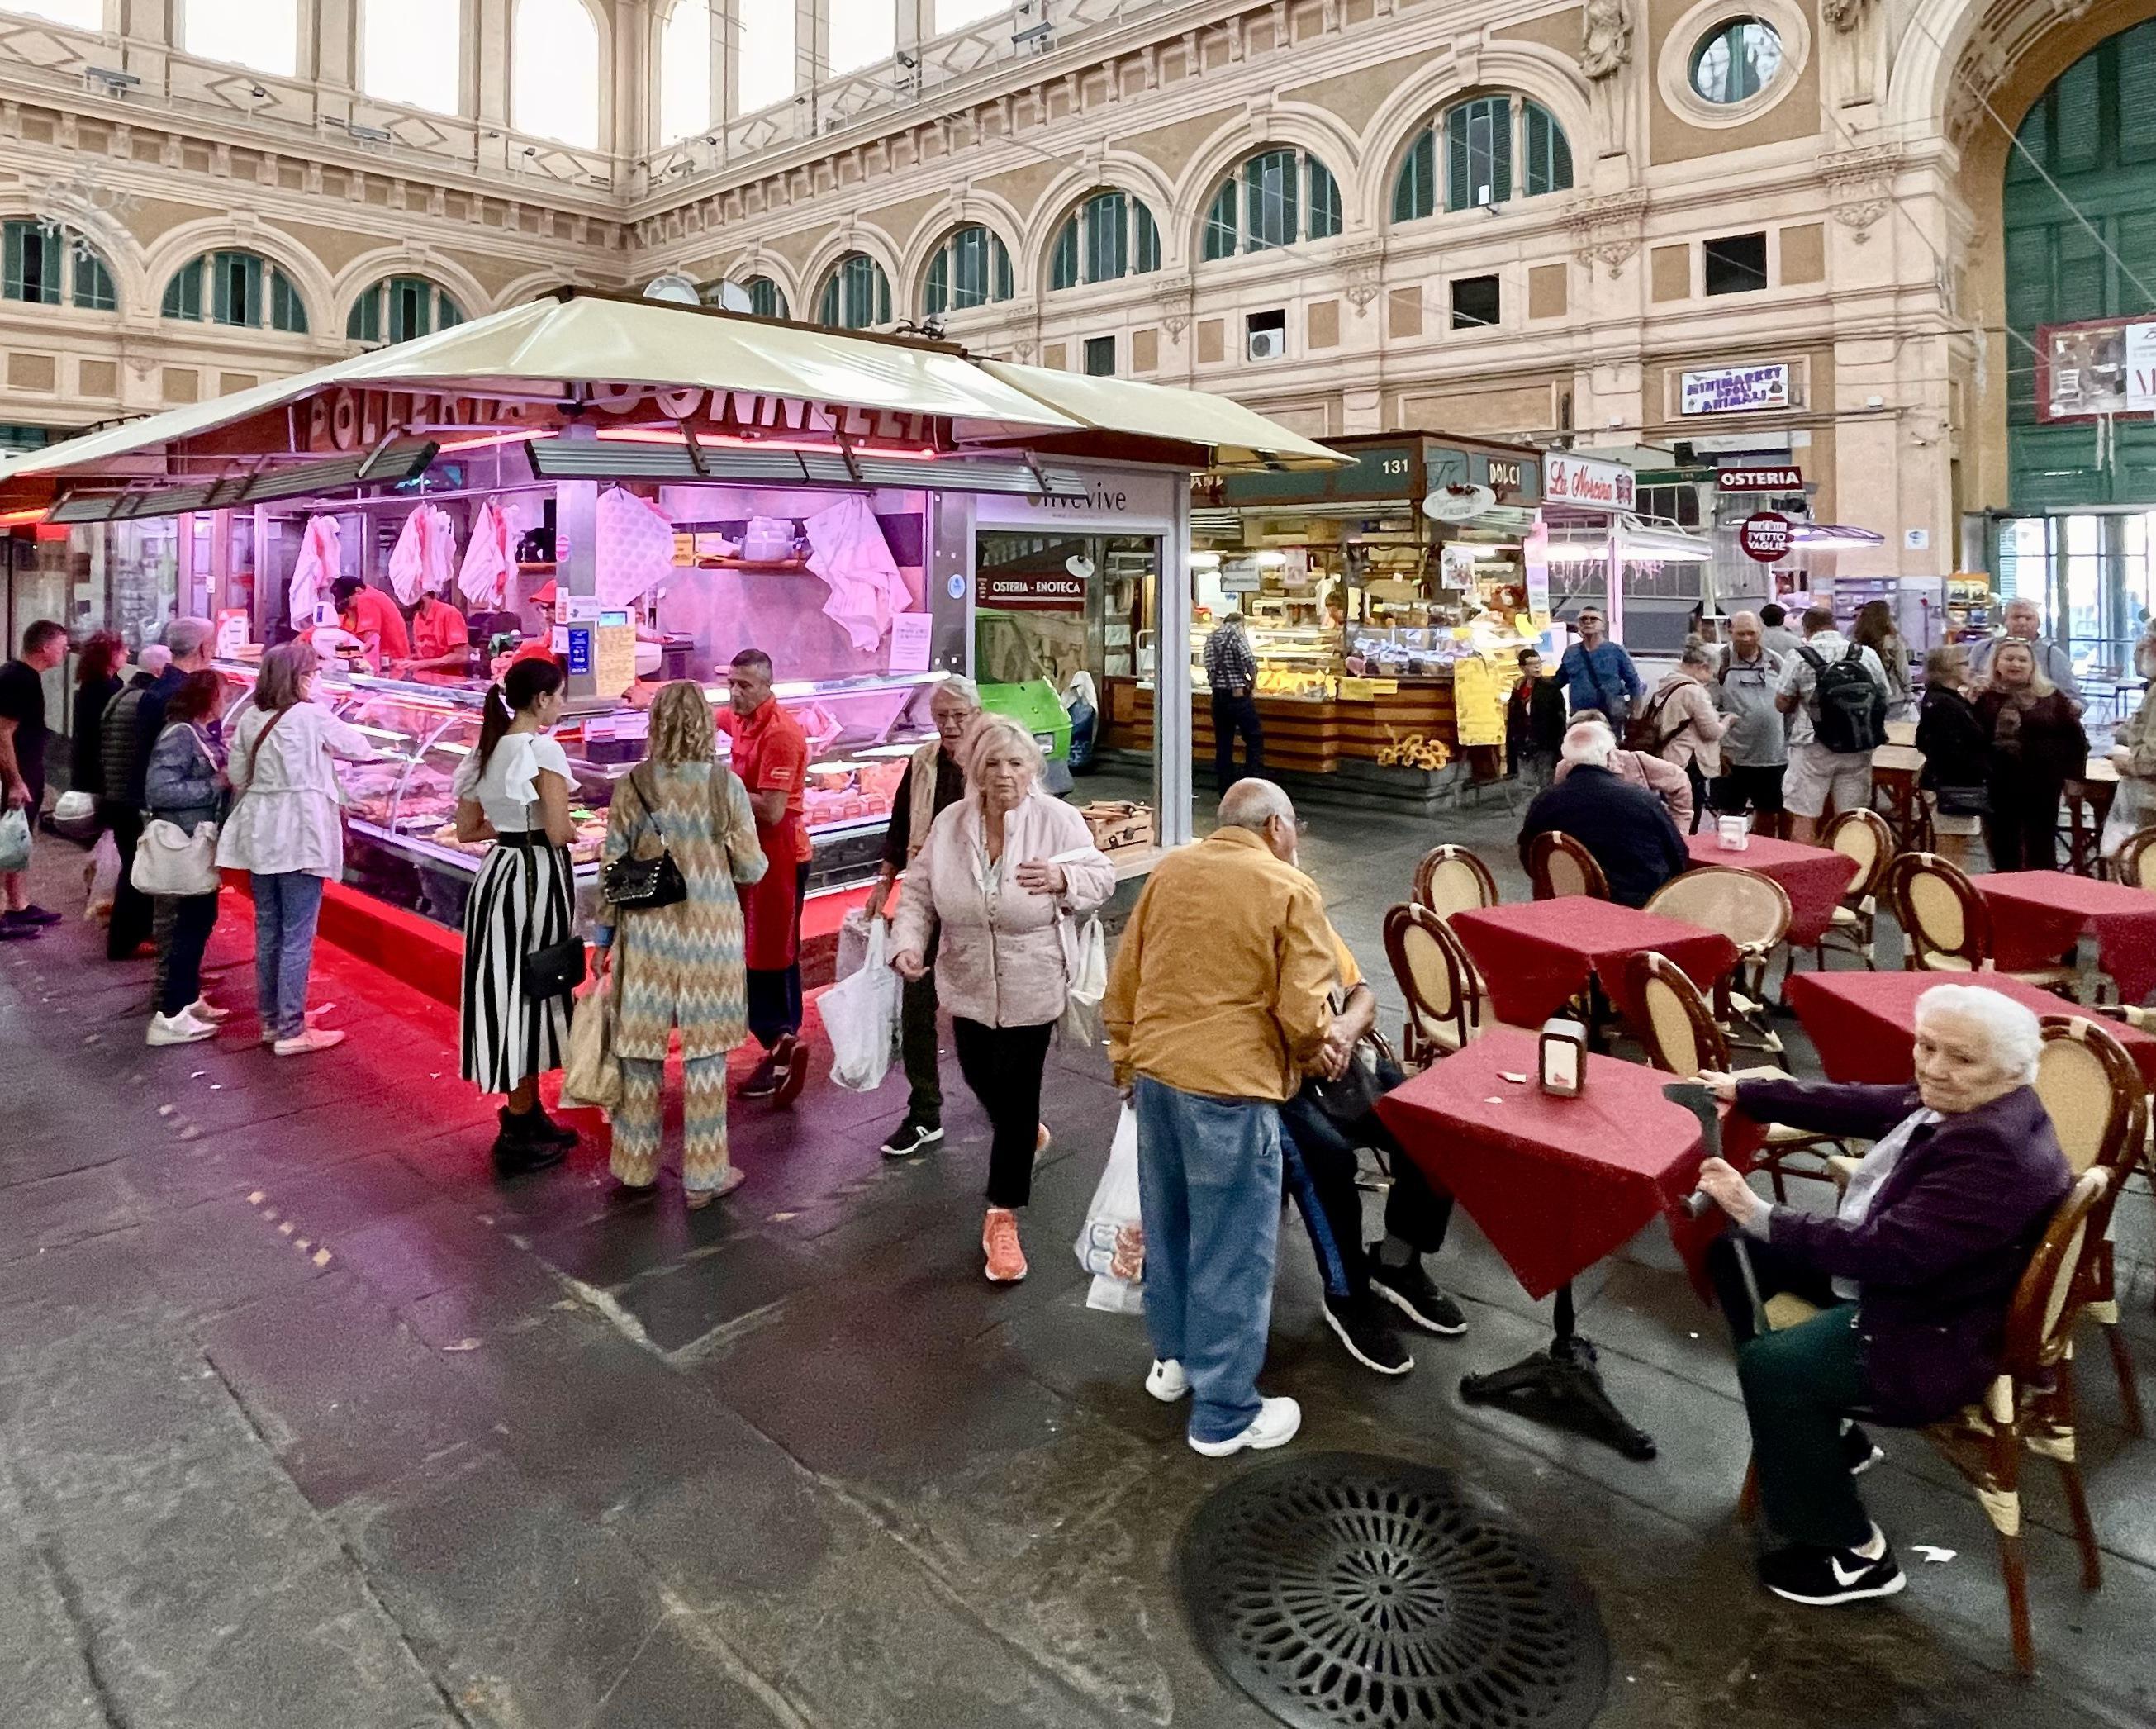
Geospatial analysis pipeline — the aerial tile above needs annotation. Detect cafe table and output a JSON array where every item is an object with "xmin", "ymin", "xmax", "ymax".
[
  {"xmin": 1784, "ymin": 968, "xmax": 2156, "ymax": 1088},
  {"xmin": 1449, "ymin": 899, "xmax": 1740, "ymax": 1032},
  {"xmin": 1683, "ymin": 832, "xmax": 1859, "ymax": 947},
  {"xmin": 1376, "ymin": 1028, "xmax": 1738, "ymax": 1461},
  {"xmin": 1978, "ymin": 871, "xmax": 2156, "ymax": 1005}
]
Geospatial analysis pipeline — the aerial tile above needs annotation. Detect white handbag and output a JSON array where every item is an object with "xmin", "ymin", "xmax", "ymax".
[{"xmin": 131, "ymin": 817, "xmax": 221, "ymax": 897}]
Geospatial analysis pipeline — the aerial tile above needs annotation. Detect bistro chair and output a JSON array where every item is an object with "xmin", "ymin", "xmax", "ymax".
[
  {"xmin": 1622, "ymin": 951, "xmax": 1840, "ymax": 1199},
  {"xmin": 1810, "ymin": 808, "xmax": 1895, "ymax": 972},
  {"xmin": 1412, "ymin": 844, "xmax": 1500, "ymax": 920},
  {"xmin": 1882, "ymin": 852, "xmax": 2078, "ymax": 994},
  {"xmin": 1644, "ymin": 866, "xmax": 1792, "ymax": 1052},
  {"xmin": 1526, "ymin": 830, "xmax": 1609, "ymax": 901},
  {"xmin": 2060, "ymin": 777, "xmax": 2118, "ymax": 879},
  {"xmin": 2108, "ymin": 824, "xmax": 2156, "ymax": 890},
  {"xmin": 2035, "ymin": 1014, "xmax": 2148, "ymax": 1437},
  {"xmin": 1737, "ymin": 1170, "xmax": 2112, "ymax": 1675},
  {"xmin": 1383, "ymin": 903, "xmax": 1494, "ymax": 1067},
  {"xmin": 1870, "ymin": 749, "xmax": 1934, "ymax": 855}
]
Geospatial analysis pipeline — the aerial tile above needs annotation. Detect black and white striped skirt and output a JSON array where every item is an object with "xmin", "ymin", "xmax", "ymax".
[{"xmin": 460, "ymin": 834, "xmax": 575, "ymax": 1094}]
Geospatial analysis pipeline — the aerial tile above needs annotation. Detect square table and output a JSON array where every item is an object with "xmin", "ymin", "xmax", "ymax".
[
  {"xmin": 1377, "ymin": 1027, "xmax": 1728, "ymax": 1460},
  {"xmin": 1978, "ymin": 871, "xmax": 2156, "ymax": 1005},
  {"xmin": 1784, "ymin": 968, "xmax": 2156, "ymax": 1089},
  {"xmin": 1449, "ymin": 899, "xmax": 1740, "ymax": 1030},
  {"xmin": 1684, "ymin": 832, "xmax": 1860, "ymax": 948}
]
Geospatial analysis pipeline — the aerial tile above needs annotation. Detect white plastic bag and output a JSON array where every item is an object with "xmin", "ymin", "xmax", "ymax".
[
  {"xmin": 0, "ymin": 806, "xmax": 30, "ymax": 873},
  {"xmin": 1057, "ymin": 897, "xmax": 1107, "ymax": 1049},
  {"xmin": 84, "ymin": 829, "xmax": 120, "ymax": 919},
  {"xmin": 1074, "ymin": 1105, "xmax": 1144, "ymax": 1309},
  {"xmin": 824, "ymin": 916, "xmax": 902, "ymax": 1092},
  {"xmin": 835, "ymin": 905, "xmax": 876, "ymax": 981}
]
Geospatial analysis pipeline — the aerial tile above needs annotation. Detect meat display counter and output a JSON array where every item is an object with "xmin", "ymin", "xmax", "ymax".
[{"xmin": 210, "ymin": 662, "xmax": 943, "ymax": 931}]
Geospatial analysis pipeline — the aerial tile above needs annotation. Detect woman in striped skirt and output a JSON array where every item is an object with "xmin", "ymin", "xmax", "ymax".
[
  {"xmin": 593, "ymin": 680, "xmax": 767, "ymax": 1207},
  {"xmin": 455, "ymin": 657, "xmax": 580, "ymax": 1175}
]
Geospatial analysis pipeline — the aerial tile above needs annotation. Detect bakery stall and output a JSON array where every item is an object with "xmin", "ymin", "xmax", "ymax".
[
  {"xmin": 1101, "ymin": 430, "xmax": 1546, "ymax": 786},
  {"xmin": 0, "ymin": 289, "xmax": 1339, "ymax": 989}
]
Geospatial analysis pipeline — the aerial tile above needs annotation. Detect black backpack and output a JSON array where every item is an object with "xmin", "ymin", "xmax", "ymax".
[{"xmin": 1797, "ymin": 641, "xmax": 1887, "ymax": 755}]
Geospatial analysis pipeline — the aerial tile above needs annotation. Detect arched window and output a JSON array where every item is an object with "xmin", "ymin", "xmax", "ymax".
[
  {"xmin": 826, "ymin": 0, "xmax": 895, "ymax": 76},
  {"xmin": 736, "ymin": 0, "xmax": 794, "ymax": 114},
  {"xmin": 4, "ymin": 1, "xmax": 102, "ymax": 26},
  {"xmin": 923, "ymin": 226, "xmax": 1013, "ymax": 316},
  {"xmin": 1048, "ymin": 191, "xmax": 1161, "ymax": 291},
  {"xmin": 182, "ymin": 0, "xmax": 298, "ymax": 77},
  {"xmin": 658, "ymin": 0, "xmax": 712, "ymax": 144},
  {"xmin": 816, "ymin": 254, "xmax": 890, "ymax": 330},
  {"xmin": 347, "ymin": 275, "xmax": 464, "ymax": 344},
  {"xmin": 361, "ymin": 0, "xmax": 463, "ymax": 116},
  {"xmin": 1200, "ymin": 150, "xmax": 1342, "ymax": 260},
  {"xmin": 1394, "ymin": 97, "xmax": 1573, "ymax": 222},
  {"xmin": 160, "ymin": 251, "xmax": 309, "ymax": 334},
  {"xmin": 512, "ymin": 0, "xmax": 601, "ymax": 150},
  {"xmin": 2, "ymin": 221, "xmax": 116, "ymax": 311}
]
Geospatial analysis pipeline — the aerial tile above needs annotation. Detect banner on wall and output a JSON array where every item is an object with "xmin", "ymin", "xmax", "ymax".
[{"xmin": 2035, "ymin": 314, "xmax": 2156, "ymax": 421}]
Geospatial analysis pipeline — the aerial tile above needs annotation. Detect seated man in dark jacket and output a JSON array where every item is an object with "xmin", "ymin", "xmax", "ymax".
[
  {"xmin": 1517, "ymin": 717, "xmax": 1689, "ymax": 907},
  {"xmin": 1693, "ymin": 984, "xmax": 2071, "ymax": 1608}
]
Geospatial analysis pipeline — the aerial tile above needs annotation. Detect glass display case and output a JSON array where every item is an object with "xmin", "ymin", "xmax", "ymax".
[
  {"xmin": 1186, "ymin": 622, "xmax": 1340, "ymax": 699},
  {"xmin": 210, "ymin": 662, "xmax": 942, "ymax": 929}
]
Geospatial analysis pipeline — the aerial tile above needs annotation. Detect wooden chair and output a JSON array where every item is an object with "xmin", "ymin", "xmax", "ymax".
[
  {"xmin": 1412, "ymin": 844, "xmax": 1500, "ymax": 920},
  {"xmin": 1811, "ymin": 808, "xmax": 1894, "ymax": 972},
  {"xmin": 1870, "ymin": 753, "xmax": 1934, "ymax": 855},
  {"xmin": 1645, "ymin": 867, "xmax": 1792, "ymax": 1052},
  {"xmin": 1383, "ymin": 903, "xmax": 1494, "ymax": 1066},
  {"xmin": 2111, "ymin": 824, "xmax": 2156, "ymax": 890},
  {"xmin": 1739, "ymin": 1171, "xmax": 2112, "ymax": 1675},
  {"xmin": 1526, "ymin": 830, "xmax": 1609, "ymax": 901},
  {"xmin": 2035, "ymin": 1015, "xmax": 2148, "ymax": 1437},
  {"xmin": 1622, "ymin": 951, "xmax": 1840, "ymax": 1199},
  {"xmin": 1882, "ymin": 851, "xmax": 2077, "ymax": 994},
  {"xmin": 2060, "ymin": 777, "xmax": 2118, "ymax": 878}
]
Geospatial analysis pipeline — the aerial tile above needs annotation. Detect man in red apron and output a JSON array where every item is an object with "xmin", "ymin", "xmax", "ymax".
[{"xmin": 719, "ymin": 648, "xmax": 811, "ymax": 1105}]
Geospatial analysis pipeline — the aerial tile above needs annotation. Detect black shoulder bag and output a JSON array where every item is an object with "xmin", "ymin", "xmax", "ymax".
[{"xmin": 601, "ymin": 765, "xmax": 688, "ymax": 911}]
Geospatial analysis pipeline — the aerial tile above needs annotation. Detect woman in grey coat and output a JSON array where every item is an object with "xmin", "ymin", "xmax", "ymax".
[{"xmin": 142, "ymin": 670, "xmax": 229, "ymax": 1046}]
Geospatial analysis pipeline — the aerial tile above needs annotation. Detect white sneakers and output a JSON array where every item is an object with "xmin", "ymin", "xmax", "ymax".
[
  {"xmin": 185, "ymin": 998, "xmax": 232, "ymax": 1024},
  {"xmin": 1145, "ymin": 1359, "xmax": 1190, "ymax": 1402},
  {"xmin": 273, "ymin": 1027, "xmax": 346, "ymax": 1057},
  {"xmin": 146, "ymin": 1009, "xmax": 218, "ymax": 1047},
  {"xmin": 1189, "ymin": 1397, "xmax": 1302, "ymax": 1459}
]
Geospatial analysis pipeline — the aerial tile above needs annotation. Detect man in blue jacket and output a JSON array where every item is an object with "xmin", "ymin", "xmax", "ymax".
[
  {"xmin": 1555, "ymin": 606, "xmax": 1644, "ymax": 724},
  {"xmin": 1693, "ymin": 986, "xmax": 2071, "ymax": 1608}
]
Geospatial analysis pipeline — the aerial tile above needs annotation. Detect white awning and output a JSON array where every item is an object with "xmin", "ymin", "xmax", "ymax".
[{"xmin": 977, "ymin": 362, "xmax": 1346, "ymax": 469}]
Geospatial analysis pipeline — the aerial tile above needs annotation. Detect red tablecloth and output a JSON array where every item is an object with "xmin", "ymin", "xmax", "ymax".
[
  {"xmin": 1376, "ymin": 1028, "xmax": 1727, "ymax": 1300},
  {"xmin": 1684, "ymin": 834, "xmax": 1860, "ymax": 947},
  {"xmin": 1978, "ymin": 872, "xmax": 2156, "ymax": 1005},
  {"xmin": 1786, "ymin": 968, "xmax": 2156, "ymax": 1088},
  {"xmin": 1450, "ymin": 900, "xmax": 1740, "ymax": 1028}
]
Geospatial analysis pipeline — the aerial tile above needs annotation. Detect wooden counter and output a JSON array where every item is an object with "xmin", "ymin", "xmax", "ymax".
[{"xmin": 1101, "ymin": 677, "xmax": 1459, "ymax": 773}]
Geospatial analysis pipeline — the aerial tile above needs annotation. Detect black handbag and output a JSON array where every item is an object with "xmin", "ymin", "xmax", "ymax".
[
  {"xmin": 1935, "ymin": 784, "xmax": 1992, "ymax": 816},
  {"xmin": 601, "ymin": 767, "xmax": 688, "ymax": 911}
]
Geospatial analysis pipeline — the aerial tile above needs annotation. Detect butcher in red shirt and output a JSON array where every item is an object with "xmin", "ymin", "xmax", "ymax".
[
  {"xmin": 333, "ymin": 576, "xmax": 411, "ymax": 673},
  {"xmin": 396, "ymin": 589, "xmax": 470, "ymax": 678},
  {"xmin": 717, "ymin": 648, "xmax": 812, "ymax": 1105}
]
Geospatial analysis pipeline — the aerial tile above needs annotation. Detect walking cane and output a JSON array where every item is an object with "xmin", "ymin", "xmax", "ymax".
[{"xmin": 1664, "ymin": 1080, "xmax": 1765, "ymax": 1333}]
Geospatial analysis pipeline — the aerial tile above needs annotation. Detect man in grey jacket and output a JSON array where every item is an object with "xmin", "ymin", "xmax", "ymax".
[
  {"xmin": 1968, "ymin": 597, "xmax": 2080, "ymax": 705},
  {"xmin": 1713, "ymin": 611, "xmax": 1788, "ymax": 836}
]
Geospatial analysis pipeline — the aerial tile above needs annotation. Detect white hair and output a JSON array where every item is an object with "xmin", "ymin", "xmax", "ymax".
[
  {"xmin": 1218, "ymin": 777, "xmax": 1293, "ymax": 831},
  {"xmin": 138, "ymin": 644, "xmax": 172, "ymax": 675},
  {"xmin": 931, "ymin": 673, "xmax": 981, "ymax": 708},
  {"xmin": 164, "ymin": 616, "xmax": 214, "ymax": 663},
  {"xmin": 962, "ymin": 710, "xmax": 1044, "ymax": 784},
  {"xmin": 1915, "ymin": 985, "xmax": 2043, "ymax": 1087},
  {"xmin": 1560, "ymin": 719, "xmax": 1616, "ymax": 768}
]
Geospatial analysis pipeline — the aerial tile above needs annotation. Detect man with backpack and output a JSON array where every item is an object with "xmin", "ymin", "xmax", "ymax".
[{"xmin": 1776, "ymin": 604, "xmax": 1888, "ymax": 844}]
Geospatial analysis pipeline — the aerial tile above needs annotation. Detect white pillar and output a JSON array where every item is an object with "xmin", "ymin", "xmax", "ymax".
[{"xmin": 1156, "ymin": 475, "xmax": 1193, "ymax": 847}]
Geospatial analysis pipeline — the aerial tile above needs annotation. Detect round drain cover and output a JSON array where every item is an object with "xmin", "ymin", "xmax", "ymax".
[{"xmin": 1179, "ymin": 1452, "xmax": 1609, "ymax": 1729}]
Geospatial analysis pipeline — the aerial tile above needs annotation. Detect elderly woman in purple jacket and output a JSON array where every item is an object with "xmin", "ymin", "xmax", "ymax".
[{"xmin": 1691, "ymin": 985, "xmax": 2070, "ymax": 1611}]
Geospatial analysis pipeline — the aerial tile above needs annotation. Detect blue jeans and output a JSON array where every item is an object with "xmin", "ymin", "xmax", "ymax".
[
  {"xmin": 251, "ymin": 872, "xmax": 325, "ymax": 1040},
  {"xmin": 1133, "ymin": 1076, "xmax": 1282, "ymax": 1445}
]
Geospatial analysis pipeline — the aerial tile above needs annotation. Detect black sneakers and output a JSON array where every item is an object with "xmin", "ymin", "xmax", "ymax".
[
  {"xmin": 1322, "ymin": 1294, "xmax": 1414, "ymax": 1376},
  {"xmin": 492, "ymin": 1107, "xmax": 567, "ymax": 1177},
  {"xmin": 1366, "ymin": 1251, "xmax": 1468, "ymax": 1336},
  {"xmin": 1759, "ymin": 1532, "xmax": 1907, "ymax": 1606},
  {"xmin": 743, "ymin": 1035, "xmax": 805, "ymax": 1104},
  {"xmin": 739, "ymin": 1049, "xmax": 782, "ymax": 1099},
  {"xmin": 1843, "ymin": 1422, "xmax": 1885, "ymax": 1476},
  {"xmin": 881, "ymin": 1115, "xmax": 945, "ymax": 1158}
]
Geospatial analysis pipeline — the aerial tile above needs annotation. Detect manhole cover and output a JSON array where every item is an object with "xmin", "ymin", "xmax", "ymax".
[{"xmin": 1179, "ymin": 1452, "xmax": 1609, "ymax": 1729}]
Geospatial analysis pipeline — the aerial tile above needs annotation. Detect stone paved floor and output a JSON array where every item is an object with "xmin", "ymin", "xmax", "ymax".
[{"xmin": 2, "ymin": 793, "xmax": 2153, "ymax": 1729}]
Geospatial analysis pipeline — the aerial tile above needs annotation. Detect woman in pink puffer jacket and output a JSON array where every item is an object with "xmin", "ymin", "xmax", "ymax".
[{"xmin": 891, "ymin": 713, "xmax": 1115, "ymax": 1285}]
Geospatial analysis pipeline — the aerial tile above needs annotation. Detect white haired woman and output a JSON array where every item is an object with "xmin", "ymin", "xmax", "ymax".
[
  {"xmin": 890, "ymin": 712, "xmax": 1115, "ymax": 1283},
  {"xmin": 1691, "ymin": 985, "xmax": 2071, "ymax": 1608}
]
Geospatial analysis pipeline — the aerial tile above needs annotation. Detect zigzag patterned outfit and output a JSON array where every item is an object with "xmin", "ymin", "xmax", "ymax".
[{"xmin": 601, "ymin": 761, "xmax": 767, "ymax": 1194}]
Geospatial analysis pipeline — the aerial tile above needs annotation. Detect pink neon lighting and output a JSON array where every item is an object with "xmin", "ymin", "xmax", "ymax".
[
  {"xmin": 435, "ymin": 429, "xmax": 558, "ymax": 454},
  {"xmin": 592, "ymin": 427, "xmax": 941, "ymax": 460}
]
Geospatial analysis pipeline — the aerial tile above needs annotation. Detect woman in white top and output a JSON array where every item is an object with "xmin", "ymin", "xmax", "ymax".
[
  {"xmin": 454, "ymin": 656, "xmax": 581, "ymax": 1175},
  {"xmin": 216, "ymin": 640, "xmax": 376, "ymax": 1056}
]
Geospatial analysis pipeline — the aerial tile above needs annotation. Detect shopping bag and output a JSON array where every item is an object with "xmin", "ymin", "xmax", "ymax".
[
  {"xmin": 1057, "ymin": 910, "xmax": 1107, "ymax": 1048},
  {"xmin": 824, "ymin": 916, "xmax": 901, "ymax": 1092},
  {"xmin": 835, "ymin": 905, "xmax": 876, "ymax": 981},
  {"xmin": 1073, "ymin": 1104, "xmax": 1144, "ymax": 1305},
  {"xmin": 130, "ymin": 818, "xmax": 221, "ymax": 897},
  {"xmin": 0, "ymin": 807, "xmax": 32, "ymax": 873},
  {"xmin": 559, "ymin": 974, "xmax": 623, "ymax": 1114},
  {"xmin": 84, "ymin": 829, "xmax": 120, "ymax": 919}
]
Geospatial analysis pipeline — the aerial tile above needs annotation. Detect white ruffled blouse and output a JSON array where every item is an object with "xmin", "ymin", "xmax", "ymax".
[{"xmin": 454, "ymin": 731, "xmax": 572, "ymax": 834}]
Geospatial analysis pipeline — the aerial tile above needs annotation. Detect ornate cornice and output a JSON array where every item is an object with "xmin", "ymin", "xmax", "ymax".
[{"xmin": 1565, "ymin": 190, "xmax": 1650, "ymax": 279}]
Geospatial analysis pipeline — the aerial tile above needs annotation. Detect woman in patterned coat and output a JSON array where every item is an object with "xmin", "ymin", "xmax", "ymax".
[{"xmin": 592, "ymin": 681, "xmax": 767, "ymax": 1206}]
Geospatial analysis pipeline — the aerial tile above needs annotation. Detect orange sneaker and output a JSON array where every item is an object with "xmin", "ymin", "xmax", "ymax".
[{"xmin": 982, "ymin": 1207, "xmax": 1028, "ymax": 1283}]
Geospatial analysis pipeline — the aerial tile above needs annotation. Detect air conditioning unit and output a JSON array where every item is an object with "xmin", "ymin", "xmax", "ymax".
[{"xmin": 1248, "ymin": 327, "xmax": 1287, "ymax": 362}]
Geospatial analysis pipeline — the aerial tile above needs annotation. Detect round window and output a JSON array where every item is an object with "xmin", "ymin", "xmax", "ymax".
[{"xmin": 1689, "ymin": 17, "xmax": 1785, "ymax": 105}]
